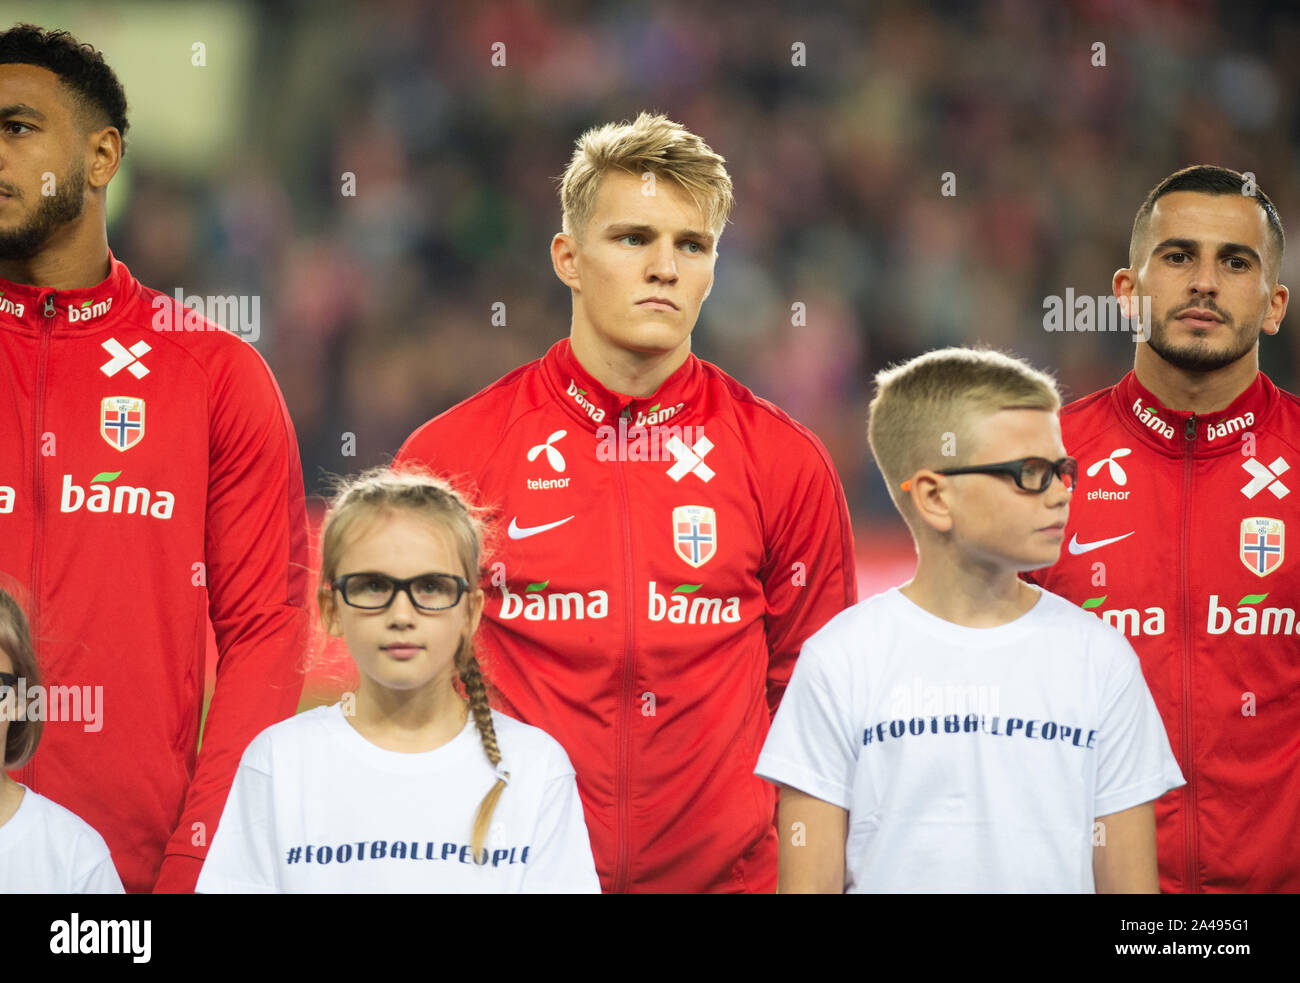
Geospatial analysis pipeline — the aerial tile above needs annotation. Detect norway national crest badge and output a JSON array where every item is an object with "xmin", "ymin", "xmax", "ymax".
[
  {"xmin": 101, "ymin": 396, "xmax": 145, "ymax": 452},
  {"xmin": 1240, "ymin": 517, "xmax": 1284, "ymax": 577},
  {"xmin": 673, "ymin": 505, "xmax": 717, "ymax": 568}
]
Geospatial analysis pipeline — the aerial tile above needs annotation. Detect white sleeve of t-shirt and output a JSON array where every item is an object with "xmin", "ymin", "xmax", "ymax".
[
  {"xmin": 519, "ymin": 744, "xmax": 600, "ymax": 894},
  {"xmin": 56, "ymin": 804, "xmax": 124, "ymax": 894},
  {"xmin": 754, "ymin": 635, "xmax": 856, "ymax": 810},
  {"xmin": 1092, "ymin": 631, "xmax": 1186, "ymax": 818},
  {"xmin": 74, "ymin": 847, "xmax": 125, "ymax": 894},
  {"xmin": 195, "ymin": 734, "xmax": 280, "ymax": 894}
]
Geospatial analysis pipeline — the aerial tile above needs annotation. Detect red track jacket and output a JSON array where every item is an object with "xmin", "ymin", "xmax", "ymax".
[
  {"xmin": 398, "ymin": 339, "xmax": 858, "ymax": 892},
  {"xmin": 0, "ymin": 252, "xmax": 309, "ymax": 892},
  {"xmin": 1028, "ymin": 370, "xmax": 1300, "ymax": 892}
]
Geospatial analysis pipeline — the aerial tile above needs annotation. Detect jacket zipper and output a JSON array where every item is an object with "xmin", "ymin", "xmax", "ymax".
[
  {"xmin": 611, "ymin": 456, "xmax": 637, "ymax": 893},
  {"xmin": 1180, "ymin": 413, "xmax": 1199, "ymax": 893},
  {"xmin": 18, "ymin": 293, "xmax": 57, "ymax": 788}
]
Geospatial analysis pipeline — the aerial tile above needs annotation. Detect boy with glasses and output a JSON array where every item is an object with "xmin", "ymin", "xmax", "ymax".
[{"xmin": 756, "ymin": 347, "xmax": 1184, "ymax": 892}]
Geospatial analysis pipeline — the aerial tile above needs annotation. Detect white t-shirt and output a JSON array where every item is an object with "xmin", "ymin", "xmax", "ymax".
[
  {"xmin": 0, "ymin": 785, "xmax": 124, "ymax": 893},
  {"xmin": 755, "ymin": 586, "xmax": 1185, "ymax": 893},
  {"xmin": 196, "ymin": 704, "xmax": 599, "ymax": 893}
]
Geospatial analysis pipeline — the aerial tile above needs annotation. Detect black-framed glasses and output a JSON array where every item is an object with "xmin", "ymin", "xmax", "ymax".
[
  {"xmin": 0, "ymin": 671, "xmax": 16, "ymax": 695},
  {"xmin": 331, "ymin": 573, "xmax": 470, "ymax": 612},
  {"xmin": 901, "ymin": 456, "xmax": 1077, "ymax": 494}
]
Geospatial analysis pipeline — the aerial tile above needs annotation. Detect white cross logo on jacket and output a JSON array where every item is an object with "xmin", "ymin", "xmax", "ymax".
[{"xmin": 665, "ymin": 435, "xmax": 715, "ymax": 482}]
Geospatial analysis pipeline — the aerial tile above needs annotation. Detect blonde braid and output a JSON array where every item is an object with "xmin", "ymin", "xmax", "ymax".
[{"xmin": 459, "ymin": 644, "xmax": 508, "ymax": 861}]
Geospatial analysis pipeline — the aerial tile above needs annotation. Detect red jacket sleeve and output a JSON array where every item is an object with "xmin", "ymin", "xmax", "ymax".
[
  {"xmin": 153, "ymin": 339, "xmax": 310, "ymax": 892},
  {"xmin": 758, "ymin": 425, "xmax": 858, "ymax": 718}
]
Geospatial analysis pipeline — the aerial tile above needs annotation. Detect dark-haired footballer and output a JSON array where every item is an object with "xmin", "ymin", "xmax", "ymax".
[
  {"xmin": 1028, "ymin": 165, "xmax": 1300, "ymax": 893},
  {"xmin": 0, "ymin": 24, "xmax": 310, "ymax": 893}
]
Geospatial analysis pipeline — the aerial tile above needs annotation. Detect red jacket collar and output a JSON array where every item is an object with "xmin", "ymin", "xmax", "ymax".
[
  {"xmin": 0, "ymin": 250, "xmax": 139, "ymax": 335},
  {"xmin": 541, "ymin": 338, "xmax": 705, "ymax": 433},
  {"xmin": 1116, "ymin": 369, "xmax": 1275, "ymax": 453}
]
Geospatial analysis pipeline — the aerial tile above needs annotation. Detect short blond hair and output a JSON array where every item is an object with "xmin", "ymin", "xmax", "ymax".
[
  {"xmin": 557, "ymin": 111, "xmax": 734, "ymax": 243},
  {"xmin": 868, "ymin": 347, "xmax": 1061, "ymax": 521}
]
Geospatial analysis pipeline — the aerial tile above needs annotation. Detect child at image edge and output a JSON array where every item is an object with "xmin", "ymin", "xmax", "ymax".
[
  {"xmin": 197, "ymin": 468, "xmax": 599, "ymax": 892},
  {"xmin": 0, "ymin": 587, "xmax": 123, "ymax": 893},
  {"xmin": 756, "ymin": 347, "xmax": 1185, "ymax": 893}
]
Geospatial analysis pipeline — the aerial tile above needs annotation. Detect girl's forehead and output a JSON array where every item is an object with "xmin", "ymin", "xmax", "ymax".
[{"xmin": 335, "ymin": 509, "xmax": 464, "ymax": 569}]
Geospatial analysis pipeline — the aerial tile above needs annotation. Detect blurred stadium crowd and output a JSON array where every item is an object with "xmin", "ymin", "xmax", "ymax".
[{"xmin": 105, "ymin": 0, "xmax": 1300, "ymax": 530}]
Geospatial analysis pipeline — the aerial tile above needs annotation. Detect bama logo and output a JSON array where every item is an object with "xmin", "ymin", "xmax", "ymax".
[
  {"xmin": 1205, "ymin": 412, "xmax": 1254, "ymax": 442},
  {"xmin": 68, "ymin": 297, "xmax": 113, "ymax": 323},
  {"xmin": 1130, "ymin": 400, "xmax": 1175, "ymax": 440},
  {"xmin": 565, "ymin": 381, "xmax": 605, "ymax": 423},
  {"xmin": 60, "ymin": 471, "xmax": 175, "ymax": 519},
  {"xmin": 1207, "ymin": 593, "xmax": 1299, "ymax": 636},
  {"xmin": 498, "ymin": 581, "xmax": 608, "ymax": 621},
  {"xmin": 1080, "ymin": 596, "xmax": 1166, "ymax": 636},
  {"xmin": 648, "ymin": 582, "xmax": 740, "ymax": 624},
  {"xmin": 0, "ymin": 292, "xmax": 24, "ymax": 318},
  {"xmin": 629, "ymin": 402, "xmax": 684, "ymax": 427}
]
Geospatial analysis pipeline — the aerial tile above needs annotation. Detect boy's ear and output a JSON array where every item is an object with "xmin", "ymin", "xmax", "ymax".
[{"xmin": 907, "ymin": 472, "xmax": 956, "ymax": 533}]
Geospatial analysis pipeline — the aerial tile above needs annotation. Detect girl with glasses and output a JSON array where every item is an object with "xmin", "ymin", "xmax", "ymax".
[
  {"xmin": 0, "ymin": 587, "xmax": 123, "ymax": 892},
  {"xmin": 197, "ymin": 469, "xmax": 598, "ymax": 892}
]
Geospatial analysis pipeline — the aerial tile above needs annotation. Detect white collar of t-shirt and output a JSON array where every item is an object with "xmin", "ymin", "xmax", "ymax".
[
  {"xmin": 883, "ymin": 585, "xmax": 1052, "ymax": 650},
  {"xmin": 320, "ymin": 702, "xmax": 491, "ymax": 775}
]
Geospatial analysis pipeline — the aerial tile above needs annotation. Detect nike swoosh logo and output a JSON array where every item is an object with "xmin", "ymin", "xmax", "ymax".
[
  {"xmin": 1068, "ymin": 531, "xmax": 1135, "ymax": 555},
  {"xmin": 507, "ymin": 515, "xmax": 575, "ymax": 540}
]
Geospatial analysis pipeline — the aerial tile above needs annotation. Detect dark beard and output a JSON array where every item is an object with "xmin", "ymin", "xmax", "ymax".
[
  {"xmin": 1146, "ymin": 311, "xmax": 1258, "ymax": 373},
  {"xmin": 0, "ymin": 164, "xmax": 86, "ymax": 261}
]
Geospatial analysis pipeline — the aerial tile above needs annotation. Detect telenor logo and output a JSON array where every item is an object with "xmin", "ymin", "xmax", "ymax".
[
  {"xmin": 526, "ymin": 430, "xmax": 567, "ymax": 473},
  {"xmin": 1085, "ymin": 448, "xmax": 1131, "ymax": 486}
]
